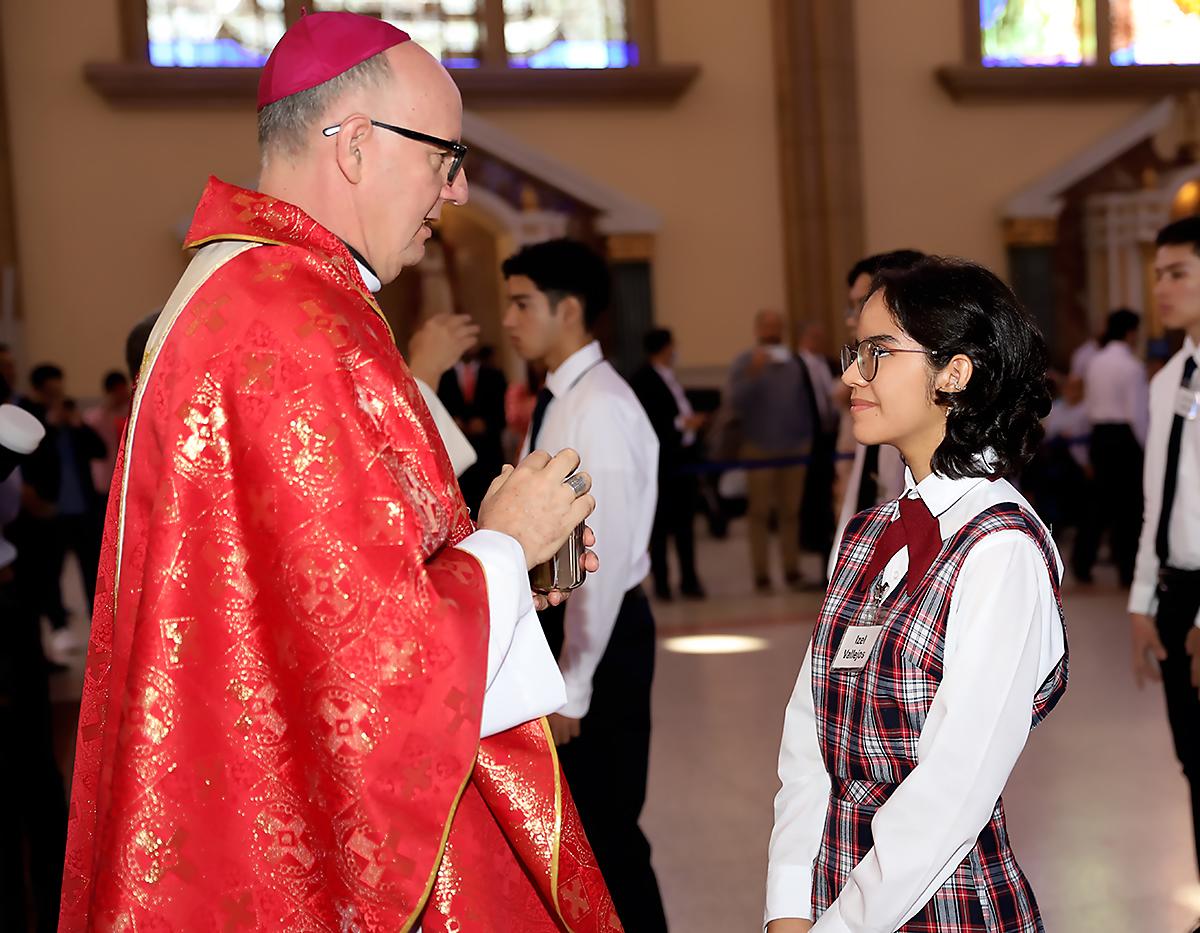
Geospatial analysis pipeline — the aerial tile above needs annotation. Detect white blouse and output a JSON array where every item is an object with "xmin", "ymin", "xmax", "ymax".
[{"xmin": 766, "ymin": 470, "xmax": 1066, "ymax": 931}]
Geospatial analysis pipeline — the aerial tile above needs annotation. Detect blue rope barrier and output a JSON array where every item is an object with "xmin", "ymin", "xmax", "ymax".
[{"xmin": 677, "ymin": 434, "xmax": 1092, "ymax": 476}]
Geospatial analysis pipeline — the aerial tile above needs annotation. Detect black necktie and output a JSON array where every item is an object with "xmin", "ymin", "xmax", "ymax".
[
  {"xmin": 529, "ymin": 386, "xmax": 554, "ymax": 450},
  {"xmin": 1157, "ymin": 355, "xmax": 1198, "ymax": 565}
]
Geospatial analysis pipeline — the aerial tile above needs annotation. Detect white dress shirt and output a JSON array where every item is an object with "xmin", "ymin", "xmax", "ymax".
[
  {"xmin": 522, "ymin": 340, "xmax": 659, "ymax": 718},
  {"xmin": 799, "ymin": 349, "xmax": 838, "ymax": 433},
  {"xmin": 454, "ymin": 359, "xmax": 481, "ymax": 400},
  {"xmin": 767, "ymin": 470, "xmax": 1066, "ymax": 931},
  {"xmin": 653, "ymin": 362, "xmax": 697, "ymax": 446},
  {"xmin": 350, "ymin": 254, "xmax": 562, "ymax": 736},
  {"xmin": 1084, "ymin": 340, "xmax": 1150, "ymax": 445},
  {"xmin": 1128, "ymin": 337, "xmax": 1200, "ymax": 627},
  {"xmin": 1069, "ymin": 338, "xmax": 1099, "ymax": 379},
  {"xmin": 1043, "ymin": 398, "xmax": 1091, "ymax": 469}
]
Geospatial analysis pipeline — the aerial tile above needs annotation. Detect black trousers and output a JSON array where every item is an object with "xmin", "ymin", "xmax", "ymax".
[
  {"xmin": 458, "ymin": 452, "xmax": 500, "ymax": 521},
  {"xmin": 7, "ymin": 511, "xmax": 101, "ymax": 630},
  {"xmin": 1079, "ymin": 424, "xmax": 1144, "ymax": 585},
  {"xmin": 0, "ymin": 576, "xmax": 67, "ymax": 933},
  {"xmin": 1156, "ymin": 568, "xmax": 1200, "ymax": 874},
  {"xmin": 650, "ymin": 469, "xmax": 700, "ymax": 596},
  {"xmin": 541, "ymin": 588, "xmax": 668, "ymax": 932},
  {"xmin": 799, "ymin": 429, "xmax": 836, "ymax": 558}
]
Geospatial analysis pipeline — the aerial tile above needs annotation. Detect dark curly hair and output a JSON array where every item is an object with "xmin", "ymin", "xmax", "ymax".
[
  {"xmin": 869, "ymin": 257, "xmax": 1052, "ymax": 480},
  {"xmin": 502, "ymin": 238, "xmax": 612, "ymax": 330}
]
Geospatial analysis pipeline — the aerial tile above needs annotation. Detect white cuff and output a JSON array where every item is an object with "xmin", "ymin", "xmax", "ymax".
[
  {"xmin": 479, "ymin": 608, "xmax": 566, "ymax": 737},
  {"xmin": 558, "ymin": 668, "xmax": 594, "ymax": 720},
  {"xmin": 763, "ymin": 864, "xmax": 815, "ymax": 929},
  {"xmin": 455, "ymin": 530, "xmax": 533, "ymax": 688},
  {"xmin": 1127, "ymin": 581, "xmax": 1158, "ymax": 617}
]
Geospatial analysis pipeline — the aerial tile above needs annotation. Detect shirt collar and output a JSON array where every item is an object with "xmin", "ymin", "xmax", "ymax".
[
  {"xmin": 901, "ymin": 461, "xmax": 993, "ymax": 529},
  {"xmin": 349, "ymin": 254, "xmax": 382, "ymax": 294},
  {"xmin": 546, "ymin": 340, "xmax": 603, "ymax": 398},
  {"xmin": 1185, "ymin": 334, "xmax": 1199, "ymax": 362}
]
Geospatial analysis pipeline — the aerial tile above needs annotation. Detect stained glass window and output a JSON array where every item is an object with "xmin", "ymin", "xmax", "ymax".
[
  {"xmin": 503, "ymin": 0, "xmax": 633, "ymax": 69},
  {"xmin": 980, "ymin": 0, "xmax": 1097, "ymax": 67},
  {"xmin": 146, "ymin": 0, "xmax": 636, "ymax": 69},
  {"xmin": 312, "ymin": 0, "xmax": 484, "ymax": 68},
  {"xmin": 1111, "ymin": 0, "xmax": 1200, "ymax": 65},
  {"xmin": 148, "ymin": 0, "xmax": 286, "ymax": 67}
]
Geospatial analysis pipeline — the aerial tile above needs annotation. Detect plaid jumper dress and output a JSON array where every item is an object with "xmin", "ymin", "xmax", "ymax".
[{"xmin": 811, "ymin": 501, "xmax": 1068, "ymax": 931}]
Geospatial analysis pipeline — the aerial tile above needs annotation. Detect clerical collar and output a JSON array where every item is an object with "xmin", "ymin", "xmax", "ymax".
[{"xmin": 341, "ymin": 241, "xmax": 381, "ymax": 294}]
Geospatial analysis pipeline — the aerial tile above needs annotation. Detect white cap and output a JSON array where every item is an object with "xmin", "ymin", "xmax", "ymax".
[{"xmin": 0, "ymin": 404, "xmax": 45, "ymax": 454}]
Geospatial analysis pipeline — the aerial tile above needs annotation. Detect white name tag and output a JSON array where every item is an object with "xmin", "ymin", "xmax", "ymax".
[
  {"xmin": 830, "ymin": 625, "xmax": 885, "ymax": 671},
  {"xmin": 1175, "ymin": 387, "xmax": 1200, "ymax": 421}
]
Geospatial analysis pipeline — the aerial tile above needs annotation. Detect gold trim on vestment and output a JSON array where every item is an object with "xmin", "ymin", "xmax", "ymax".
[
  {"xmin": 184, "ymin": 232, "xmax": 395, "ymax": 342},
  {"xmin": 114, "ymin": 240, "xmax": 260, "ymax": 601},
  {"xmin": 541, "ymin": 716, "xmax": 572, "ymax": 933},
  {"xmin": 400, "ymin": 757, "xmax": 478, "ymax": 933}
]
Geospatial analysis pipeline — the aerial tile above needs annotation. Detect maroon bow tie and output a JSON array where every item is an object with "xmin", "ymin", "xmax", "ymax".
[{"xmin": 863, "ymin": 494, "xmax": 943, "ymax": 586}]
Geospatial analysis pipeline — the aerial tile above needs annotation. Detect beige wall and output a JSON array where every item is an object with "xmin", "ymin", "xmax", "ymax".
[
  {"xmin": 4, "ymin": 0, "xmax": 260, "ymax": 398},
  {"xmin": 2, "ymin": 0, "xmax": 787, "ymax": 398},
  {"xmin": 853, "ymin": 1, "xmax": 1144, "ymax": 273},
  {"xmin": 3, "ymin": 0, "xmax": 1163, "ymax": 399},
  {"xmin": 484, "ymin": 0, "xmax": 788, "ymax": 371}
]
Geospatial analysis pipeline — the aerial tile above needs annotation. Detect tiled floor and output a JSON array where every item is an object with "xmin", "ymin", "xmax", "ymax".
[
  {"xmin": 46, "ymin": 522, "xmax": 1200, "ymax": 931},
  {"xmin": 645, "ymin": 526, "xmax": 1199, "ymax": 932}
]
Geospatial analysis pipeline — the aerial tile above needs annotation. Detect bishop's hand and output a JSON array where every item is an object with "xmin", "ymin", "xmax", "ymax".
[{"xmin": 477, "ymin": 449, "xmax": 595, "ymax": 571}]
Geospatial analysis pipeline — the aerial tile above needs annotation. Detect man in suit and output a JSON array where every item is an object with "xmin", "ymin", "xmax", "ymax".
[
  {"xmin": 438, "ymin": 343, "xmax": 507, "ymax": 516},
  {"xmin": 632, "ymin": 328, "xmax": 706, "ymax": 600}
]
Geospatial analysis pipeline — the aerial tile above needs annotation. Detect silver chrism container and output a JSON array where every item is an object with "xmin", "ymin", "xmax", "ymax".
[{"xmin": 529, "ymin": 520, "xmax": 587, "ymax": 595}]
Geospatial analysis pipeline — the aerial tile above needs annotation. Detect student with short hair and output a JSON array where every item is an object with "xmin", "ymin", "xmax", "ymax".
[
  {"xmin": 1128, "ymin": 216, "xmax": 1200, "ymax": 933},
  {"xmin": 503, "ymin": 238, "xmax": 667, "ymax": 933}
]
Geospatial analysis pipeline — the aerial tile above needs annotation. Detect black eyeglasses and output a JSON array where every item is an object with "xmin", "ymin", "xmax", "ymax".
[
  {"xmin": 841, "ymin": 338, "xmax": 931, "ymax": 383},
  {"xmin": 322, "ymin": 119, "xmax": 468, "ymax": 185}
]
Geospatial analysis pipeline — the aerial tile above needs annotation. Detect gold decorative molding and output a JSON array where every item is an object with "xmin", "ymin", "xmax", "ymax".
[
  {"xmin": 1004, "ymin": 217, "xmax": 1058, "ymax": 247},
  {"xmin": 605, "ymin": 234, "xmax": 655, "ymax": 263}
]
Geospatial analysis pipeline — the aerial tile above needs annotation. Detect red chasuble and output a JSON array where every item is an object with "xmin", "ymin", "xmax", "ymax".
[{"xmin": 59, "ymin": 177, "xmax": 621, "ymax": 933}]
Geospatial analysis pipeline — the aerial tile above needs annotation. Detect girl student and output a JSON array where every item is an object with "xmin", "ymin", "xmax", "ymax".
[{"xmin": 765, "ymin": 257, "xmax": 1067, "ymax": 932}]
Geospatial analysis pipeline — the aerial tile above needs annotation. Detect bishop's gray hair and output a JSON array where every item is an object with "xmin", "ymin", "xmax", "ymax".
[{"xmin": 257, "ymin": 51, "xmax": 393, "ymax": 160}]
